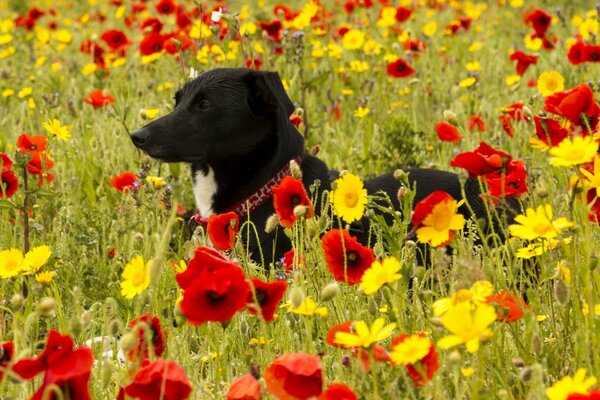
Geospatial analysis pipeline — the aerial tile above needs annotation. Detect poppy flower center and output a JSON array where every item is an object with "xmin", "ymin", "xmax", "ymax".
[
  {"xmin": 152, "ymin": 43, "xmax": 162, "ymax": 51},
  {"xmin": 590, "ymin": 52, "xmax": 599, "ymax": 61},
  {"xmin": 206, "ymin": 290, "xmax": 226, "ymax": 305},
  {"xmin": 29, "ymin": 145, "xmax": 37, "ymax": 150},
  {"xmin": 0, "ymin": 350, "xmax": 10, "ymax": 363},
  {"xmin": 290, "ymin": 194, "xmax": 302, "ymax": 206},
  {"xmin": 255, "ymin": 289, "xmax": 268, "ymax": 306},
  {"xmin": 396, "ymin": 63, "xmax": 405, "ymax": 71},
  {"xmin": 347, "ymin": 251, "xmax": 359, "ymax": 266},
  {"xmin": 344, "ymin": 192, "xmax": 358, "ymax": 207}
]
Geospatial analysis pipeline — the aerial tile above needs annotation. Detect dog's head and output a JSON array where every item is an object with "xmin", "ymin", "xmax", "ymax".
[{"xmin": 130, "ymin": 68, "xmax": 297, "ymax": 163}]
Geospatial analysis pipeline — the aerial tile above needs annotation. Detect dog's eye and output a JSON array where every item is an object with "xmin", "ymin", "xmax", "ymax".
[{"xmin": 197, "ymin": 100, "xmax": 212, "ymax": 111}]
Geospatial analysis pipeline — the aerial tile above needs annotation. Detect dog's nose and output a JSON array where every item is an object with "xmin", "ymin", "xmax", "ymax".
[{"xmin": 131, "ymin": 129, "xmax": 151, "ymax": 146}]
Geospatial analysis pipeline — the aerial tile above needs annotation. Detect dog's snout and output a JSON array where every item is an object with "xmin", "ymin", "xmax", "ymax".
[{"xmin": 131, "ymin": 128, "xmax": 151, "ymax": 146}]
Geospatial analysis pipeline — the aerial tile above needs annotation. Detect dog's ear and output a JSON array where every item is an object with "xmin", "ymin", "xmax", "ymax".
[{"xmin": 246, "ymin": 71, "xmax": 295, "ymax": 117}]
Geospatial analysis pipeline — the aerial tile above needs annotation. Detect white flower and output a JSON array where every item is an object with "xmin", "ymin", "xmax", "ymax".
[{"xmin": 211, "ymin": 8, "xmax": 223, "ymax": 23}]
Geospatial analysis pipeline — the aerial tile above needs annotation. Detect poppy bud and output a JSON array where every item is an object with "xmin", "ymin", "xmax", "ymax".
[
  {"xmin": 393, "ymin": 169, "xmax": 406, "ymax": 181},
  {"xmin": 37, "ymin": 297, "xmax": 56, "ymax": 318},
  {"xmin": 293, "ymin": 205, "xmax": 308, "ymax": 218},
  {"xmin": 109, "ymin": 318, "xmax": 123, "ymax": 335},
  {"xmin": 320, "ymin": 282, "xmax": 339, "ymax": 302},
  {"xmin": 120, "ymin": 331, "xmax": 137, "ymax": 352},
  {"xmin": 443, "ymin": 110, "xmax": 459, "ymax": 126},
  {"xmin": 70, "ymin": 315, "xmax": 83, "ymax": 337},
  {"xmin": 512, "ymin": 357, "xmax": 525, "ymax": 368},
  {"xmin": 519, "ymin": 367, "xmax": 532, "ymax": 382},
  {"xmin": 10, "ymin": 293, "xmax": 24, "ymax": 310},
  {"xmin": 448, "ymin": 351, "xmax": 461, "ymax": 364},
  {"xmin": 368, "ymin": 298, "xmax": 378, "ymax": 316},
  {"xmin": 531, "ymin": 334, "xmax": 542, "ymax": 354},
  {"xmin": 589, "ymin": 256, "xmax": 598, "ymax": 271},
  {"xmin": 290, "ymin": 286, "xmax": 306, "ymax": 309},
  {"xmin": 554, "ymin": 280, "xmax": 569, "ymax": 304},
  {"xmin": 397, "ymin": 186, "xmax": 408, "ymax": 202}
]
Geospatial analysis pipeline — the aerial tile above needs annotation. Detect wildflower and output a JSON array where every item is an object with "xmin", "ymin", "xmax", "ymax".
[
  {"xmin": 0, "ymin": 248, "xmax": 24, "ymax": 278},
  {"xmin": 544, "ymin": 84, "xmax": 600, "ymax": 129},
  {"xmin": 459, "ymin": 77, "xmax": 477, "ymax": 88},
  {"xmin": 412, "ymin": 191, "xmax": 465, "ymax": 247},
  {"xmin": 35, "ymin": 271, "xmax": 56, "ymax": 284},
  {"xmin": 437, "ymin": 302, "xmax": 496, "ymax": 353},
  {"xmin": 211, "ymin": 7, "xmax": 224, "ymax": 23},
  {"xmin": 509, "ymin": 205, "xmax": 573, "ymax": 240},
  {"xmin": 433, "ymin": 281, "xmax": 494, "ymax": 316},
  {"xmin": 510, "ymin": 51, "xmax": 538, "ymax": 75},
  {"xmin": 549, "ymin": 136, "xmax": 598, "ymax": 167},
  {"xmin": 390, "ymin": 332, "xmax": 440, "ymax": 387},
  {"xmin": 176, "ymin": 251, "xmax": 250, "ymax": 325},
  {"xmin": 468, "ymin": 115, "xmax": 487, "ymax": 132},
  {"xmin": 487, "ymin": 290, "xmax": 531, "ymax": 322},
  {"xmin": 42, "ymin": 118, "xmax": 71, "ymax": 141},
  {"xmin": 485, "ymin": 160, "xmax": 528, "ymax": 198},
  {"xmin": 321, "ymin": 229, "xmax": 375, "ymax": 284},
  {"xmin": 282, "ymin": 248, "xmax": 305, "ymax": 271},
  {"xmin": 360, "ymin": 256, "xmax": 402, "ymax": 295},
  {"xmin": 145, "ymin": 176, "xmax": 165, "ymax": 187},
  {"xmin": 154, "ymin": 0, "xmax": 176, "ymax": 15},
  {"xmin": 422, "ymin": 21, "xmax": 437, "ymax": 37},
  {"xmin": 435, "ymin": 121, "xmax": 462, "ymax": 143},
  {"xmin": 289, "ymin": 297, "xmax": 328, "ymax": 317},
  {"xmin": 581, "ymin": 156, "xmax": 600, "ymax": 188},
  {"xmin": 100, "ymin": 29, "xmax": 130, "ymax": 52},
  {"xmin": 123, "ymin": 359, "xmax": 192, "ymax": 400},
  {"xmin": 537, "ymin": 71, "xmax": 564, "ymax": 97},
  {"xmin": 334, "ymin": 318, "xmax": 396, "ymax": 348},
  {"xmin": 227, "ymin": 374, "xmax": 260, "ymax": 400},
  {"xmin": 110, "ymin": 171, "xmax": 139, "ymax": 192},
  {"xmin": 515, "ymin": 240, "xmax": 559, "ymax": 258},
  {"xmin": 126, "ymin": 313, "xmax": 165, "ymax": 363},
  {"xmin": 272, "ymin": 176, "xmax": 314, "ymax": 228},
  {"xmin": 120, "ymin": 256, "xmax": 151, "ymax": 299},
  {"xmin": 546, "ymin": 369, "xmax": 597, "ymax": 400},
  {"xmin": 342, "ymin": 29, "xmax": 365, "ymax": 50},
  {"xmin": 525, "ymin": 8, "xmax": 552, "ymax": 36},
  {"xmin": 533, "ymin": 116, "xmax": 569, "ymax": 147},
  {"xmin": 386, "ymin": 58, "xmax": 415, "ymax": 78},
  {"xmin": 450, "ymin": 142, "xmax": 510, "ymax": 177},
  {"xmin": 17, "ymin": 133, "xmax": 47, "ymax": 153},
  {"xmin": 22, "ymin": 245, "xmax": 51, "ymax": 274},
  {"xmin": 353, "ymin": 106, "xmax": 370, "ymax": 118},
  {"xmin": 26, "ymin": 152, "xmax": 55, "ymax": 185},
  {"xmin": 207, "ymin": 212, "xmax": 239, "ymax": 251},
  {"xmin": 83, "ymin": 89, "xmax": 115, "ymax": 109},
  {"xmin": 331, "ymin": 173, "xmax": 368, "ymax": 223},
  {"xmin": 247, "ymin": 278, "xmax": 288, "ymax": 322},
  {"xmin": 506, "ymin": 75, "xmax": 521, "ymax": 86},
  {"xmin": 143, "ymin": 108, "xmax": 160, "ymax": 120},
  {"xmin": 0, "ymin": 341, "xmax": 14, "ymax": 381},
  {"xmin": 265, "ymin": 353, "xmax": 323, "ymax": 400},
  {"xmin": 12, "ymin": 330, "xmax": 94, "ymax": 400},
  {"xmin": 0, "ymin": 169, "xmax": 18, "ymax": 198},
  {"xmin": 319, "ymin": 383, "xmax": 358, "ymax": 400}
]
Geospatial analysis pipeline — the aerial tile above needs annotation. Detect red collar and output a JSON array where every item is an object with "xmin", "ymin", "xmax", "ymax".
[{"xmin": 193, "ymin": 156, "xmax": 302, "ymax": 226}]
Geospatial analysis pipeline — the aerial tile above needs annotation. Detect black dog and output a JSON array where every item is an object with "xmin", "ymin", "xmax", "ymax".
[{"xmin": 130, "ymin": 68, "xmax": 506, "ymax": 265}]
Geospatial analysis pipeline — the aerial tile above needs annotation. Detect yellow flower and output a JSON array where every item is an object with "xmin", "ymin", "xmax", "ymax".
[
  {"xmin": 331, "ymin": 173, "xmax": 368, "ymax": 223},
  {"xmin": 360, "ymin": 256, "xmax": 402, "ymax": 295},
  {"xmin": 2, "ymin": 88, "xmax": 14, "ymax": 97},
  {"xmin": 550, "ymin": 135, "xmax": 598, "ymax": 166},
  {"xmin": 354, "ymin": 106, "xmax": 370, "ymax": 118},
  {"xmin": 390, "ymin": 333, "xmax": 432, "ymax": 365},
  {"xmin": 580, "ymin": 156, "xmax": 600, "ymax": 188},
  {"xmin": 437, "ymin": 302, "xmax": 496, "ymax": 353},
  {"xmin": 509, "ymin": 205, "xmax": 573, "ymax": 241},
  {"xmin": 537, "ymin": 71, "xmax": 565, "ymax": 97},
  {"xmin": 42, "ymin": 118, "xmax": 71, "ymax": 141},
  {"xmin": 0, "ymin": 248, "xmax": 24, "ymax": 278},
  {"xmin": 342, "ymin": 29, "xmax": 365, "ymax": 50},
  {"xmin": 465, "ymin": 61, "xmax": 480, "ymax": 71},
  {"xmin": 289, "ymin": 297, "xmax": 328, "ymax": 317},
  {"xmin": 18, "ymin": 87, "xmax": 32, "ymax": 98},
  {"xmin": 36, "ymin": 271, "xmax": 57, "ymax": 284},
  {"xmin": 143, "ymin": 108, "xmax": 160, "ymax": 120},
  {"xmin": 459, "ymin": 77, "xmax": 477, "ymax": 88},
  {"xmin": 505, "ymin": 74, "xmax": 521, "ymax": 86},
  {"xmin": 416, "ymin": 198, "xmax": 465, "ymax": 247},
  {"xmin": 515, "ymin": 240, "xmax": 559, "ymax": 258},
  {"xmin": 468, "ymin": 41, "xmax": 483, "ymax": 52},
  {"xmin": 120, "ymin": 255, "xmax": 151, "ymax": 299},
  {"xmin": 461, "ymin": 367, "xmax": 475, "ymax": 377},
  {"xmin": 525, "ymin": 34, "xmax": 543, "ymax": 51},
  {"xmin": 334, "ymin": 318, "xmax": 396, "ymax": 349},
  {"xmin": 349, "ymin": 60, "xmax": 369, "ymax": 72},
  {"xmin": 22, "ymin": 245, "xmax": 51, "ymax": 275},
  {"xmin": 146, "ymin": 176, "xmax": 165, "ymax": 187},
  {"xmin": 546, "ymin": 369, "xmax": 597, "ymax": 400},
  {"xmin": 556, "ymin": 260, "xmax": 572, "ymax": 285},
  {"xmin": 433, "ymin": 281, "xmax": 494, "ymax": 316},
  {"xmin": 422, "ymin": 21, "xmax": 437, "ymax": 37},
  {"xmin": 81, "ymin": 63, "xmax": 97, "ymax": 76}
]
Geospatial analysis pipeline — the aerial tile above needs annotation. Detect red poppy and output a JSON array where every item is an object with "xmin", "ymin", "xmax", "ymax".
[
  {"xmin": 178, "ymin": 263, "xmax": 250, "ymax": 326},
  {"xmin": 412, "ymin": 191, "xmax": 455, "ymax": 230},
  {"xmin": 386, "ymin": 58, "xmax": 415, "ymax": 78},
  {"xmin": 445, "ymin": 17, "xmax": 472, "ymax": 35},
  {"xmin": 391, "ymin": 333, "xmax": 439, "ymax": 387},
  {"xmin": 154, "ymin": 0, "xmax": 176, "ymax": 15},
  {"xmin": 0, "ymin": 169, "xmax": 19, "ymax": 198},
  {"xmin": 282, "ymin": 248, "xmax": 305, "ymax": 271},
  {"xmin": 17, "ymin": 133, "xmax": 47, "ymax": 153},
  {"xmin": 84, "ymin": 89, "xmax": 116, "ymax": 109},
  {"xmin": 326, "ymin": 321, "xmax": 353, "ymax": 347},
  {"xmin": 124, "ymin": 359, "xmax": 192, "ymax": 400},
  {"xmin": 524, "ymin": 8, "xmax": 552, "ymax": 36},
  {"xmin": 274, "ymin": 4, "xmax": 299, "ymax": 20},
  {"xmin": 583, "ymin": 44, "xmax": 600, "ymax": 63},
  {"xmin": 395, "ymin": 6, "xmax": 412, "ymax": 23},
  {"xmin": 265, "ymin": 353, "xmax": 323, "ymax": 400},
  {"xmin": 248, "ymin": 278, "xmax": 288, "ymax": 322},
  {"xmin": 110, "ymin": 171, "xmax": 139, "ymax": 192},
  {"xmin": 79, "ymin": 40, "xmax": 106, "ymax": 68},
  {"xmin": 140, "ymin": 32, "xmax": 165, "ymax": 55},
  {"xmin": 485, "ymin": 160, "xmax": 528, "ymax": 198},
  {"xmin": 289, "ymin": 114, "xmax": 303, "ymax": 128},
  {"xmin": 141, "ymin": 17, "xmax": 164, "ymax": 33},
  {"xmin": 544, "ymin": 83, "xmax": 600, "ymax": 129},
  {"xmin": 26, "ymin": 151, "xmax": 55, "ymax": 185},
  {"xmin": 245, "ymin": 56, "xmax": 263, "ymax": 70},
  {"xmin": 0, "ymin": 153, "xmax": 12, "ymax": 171},
  {"xmin": 207, "ymin": 212, "xmax": 239, "ymax": 251},
  {"xmin": 509, "ymin": 51, "xmax": 538, "ymax": 76},
  {"xmin": 126, "ymin": 313, "xmax": 165, "ymax": 363},
  {"xmin": 163, "ymin": 34, "xmax": 193, "ymax": 54},
  {"xmin": 258, "ymin": 20, "xmax": 283, "ymax": 42},
  {"xmin": 273, "ymin": 176, "xmax": 314, "ymax": 228},
  {"xmin": 435, "ymin": 122, "xmax": 462, "ymax": 143},
  {"xmin": 354, "ymin": 345, "xmax": 390, "ymax": 372},
  {"xmin": 567, "ymin": 391, "xmax": 600, "ymax": 400},
  {"xmin": 587, "ymin": 190, "xmax": 600, "ymax": 225},
  {"xmin": 100, "ymin": 29, "xmax": 130, "ymax": 51},
  {"xmin": 227, "ymin": 374, "xmax": 261, "ymax": 400},
  {"xmin": 321, "ymin": 229, "xmax": 375, "ymax": 285},
  {"xmin": 176, "ymin": 246, "xmax": 237, "ymax": 289},
  {"xmin": 0, "ymin": 341, "xmax": 14, "ymax": 381},
  {"xmin": 343, "ymin": 1, "xmax": 356, "ymax": 14},
  {"xmin": 319, "ymin": 383, "xmax": 357, "ymax": 400},
  {"xmin": 176, "ymin": 10, "xmax": 193, "ymax": 30},
  {"xmin": 403, "ymin": 39, "xmax": 426, "ymax": 54},
  {"xmin": 533, "ymin": 116, "xmax": 568, "ymax": 147},
  {"xmin": 568, "ymin": 40, "xmax": 586, "ymax": 65},
  {"xmin": 468, "ymin": 115, "xmax": 487, "ymax": 132},
  {"xmin": 450, "ymin": 142, "xmax": 511, "ymax": 178},
  {"xmin": 487, "ymin": 290, "xmax": 531, "ymax": 322},
  {"xmin": 12, "ymin": 330, "xmax": 94, "ymax": 400}
]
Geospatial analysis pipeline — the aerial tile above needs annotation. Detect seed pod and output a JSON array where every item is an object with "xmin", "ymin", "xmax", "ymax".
[
  {"xmin": 290, "ymin": 286, "xmax": 306, "ymax": 309},
  {"xmin": 320, "ymin": 282, "xmax": 340, "ymax": 302},
  {"xmin": 554, "ymin": 280, "xmax": 569, "ymax": 304}
]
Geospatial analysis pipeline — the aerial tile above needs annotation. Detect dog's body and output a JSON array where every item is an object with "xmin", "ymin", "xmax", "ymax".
[{"xmin": 131, "ymin": 68, "xmax": 504, "ymax": 265}]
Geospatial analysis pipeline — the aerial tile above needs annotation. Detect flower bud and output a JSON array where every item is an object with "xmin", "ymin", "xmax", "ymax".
[
  {"xmin": 320, "ymin": 282, "xmax": 340, "ymax": 302},
  {"xmin": 554, "ymin": 280, "xmax": 569, "ymax": 304},
  {"xmin": 119, "ymin": 332, "xmax": 137, "ymax": 352},
  {"xmin": 448, "ymin": 351, "xmax": 462, "ymax": 364},
  {"xmin": 512, "ymin": 357, "xmax": 525, "ymax": 369},
  {"xmin": 265, "ymin": 214, "xmax": 280, "ymax": 233},
  {"xmin": 536, "ymin": 187, "xmax": 549, "ymax": 198},
  {"xmin": 290, "ymin": 286, "xmax": 306, "ymax": 309},
  {"xmin": 290, "ymin": 159, "xmax": 302, "ymax": 179},
  {"xmin": 443, "ymin": 110, "xmax": 459, "ymax": 126},
  {"xmin": 108, "ymin": 318, "xmax": 123, "ymax": 335},
  {"xmin": 519, "ymin": 367, "xmax": 532, "ymax": 382},
  {"xmin": 37, "ymin": 297, "xmax": 56, "ymax": 318},
  {"xmin": 10, "ymin": 293, "xmax": 24, "ymax": 310},
  {"xmin": 293, "ymin": 205, "xmax": 308, "ymax": 219},
  {"xmin": 397, "ymin": 186, "xmax": 409, "ymax": 203},
  {"xmin": 393, "ymin": 169, "xmax": 406, "ymax": 181},
  {"xmin": 70, "ymin": 315, "xmax": 83, "ymax": 337}
]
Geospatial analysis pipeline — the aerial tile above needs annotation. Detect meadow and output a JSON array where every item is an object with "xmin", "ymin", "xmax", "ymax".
[{"xmin": 0, "ymin": 0, "xmax": 600, "ymax": 398}]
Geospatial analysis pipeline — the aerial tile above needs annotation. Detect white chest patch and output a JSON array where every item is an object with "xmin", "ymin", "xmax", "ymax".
[{"xmin": 193, "ymin": 167, "xmax": 217, "ymax": 217}]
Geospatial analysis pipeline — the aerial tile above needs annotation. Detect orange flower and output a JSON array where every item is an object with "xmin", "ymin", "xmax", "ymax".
[{"xmin": 265, "ymin": 353, "xmax": 323, "ymax": 400}]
